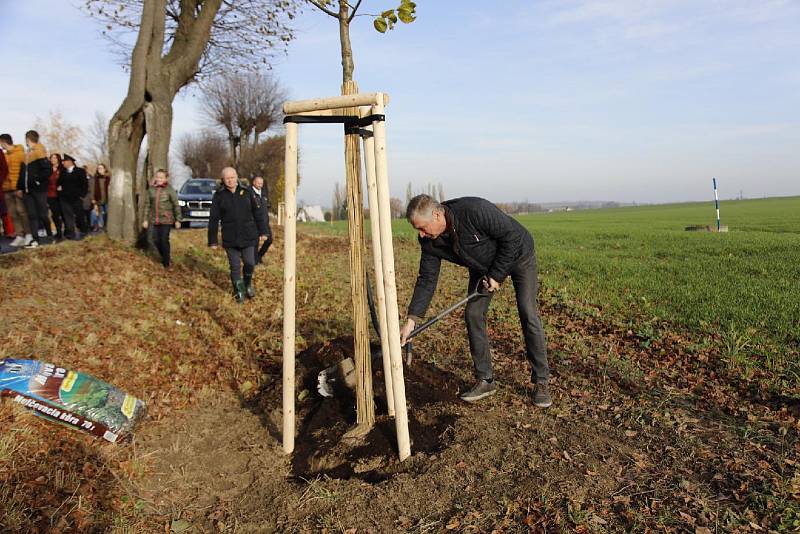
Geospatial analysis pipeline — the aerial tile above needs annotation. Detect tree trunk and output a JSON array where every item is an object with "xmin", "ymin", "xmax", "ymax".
[
  {"xmin": 105, "ymin": 0, "xmax": 222, "ymax": 242},
  {"xmin": 107, "ymin": 111, "xmax": 146, "ymax": 243},
  {"xmin": 143, "ymin": 98, "xmax": 173, "ymax": 176}
]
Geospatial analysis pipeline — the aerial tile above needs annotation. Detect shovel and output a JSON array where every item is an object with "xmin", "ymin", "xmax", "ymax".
[{"xmin": 317, "ymin": 278, "xmax": 488, "ymax": 397}]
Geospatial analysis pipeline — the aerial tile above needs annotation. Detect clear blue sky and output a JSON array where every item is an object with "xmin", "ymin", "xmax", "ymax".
[{"xmin": 2, "ymin": 1, "xmax": 798, "ymax": 206}]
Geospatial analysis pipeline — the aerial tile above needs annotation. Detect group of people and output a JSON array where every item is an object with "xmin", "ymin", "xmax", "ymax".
[
  {"xmin": 0, "ymin": 131, "xmax": 110, "ymax": 248},
  {"xmin": 145, "ymin": 166, "xmax": 273, "ymax": 305}
]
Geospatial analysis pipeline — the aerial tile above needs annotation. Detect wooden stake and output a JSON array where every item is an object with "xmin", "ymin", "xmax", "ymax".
[
  {"xmin": 371, "ymin": 94, "xmax": 411, "ymax": 460},
  {"xmin": 282, "ymin": 122, "xmax": 298, "ymax": 454},
  {"xmin": 361, "ymin": 119, "xmax": 395, "ymax": 417},
  {"xmin": 283, "ymin": 93, "xmax": 389, "ymax": 114},
  {"xmin": 342, "ymin": 80, "xmax": 374, "ymax": 436}
]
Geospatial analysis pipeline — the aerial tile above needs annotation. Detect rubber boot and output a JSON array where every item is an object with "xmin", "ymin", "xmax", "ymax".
[
  {"xmin": 233, "ymin": 279, "xmax": 246, "ymax": 303},
  {"xmin": 244, "ymin": 274, "xmax": 255, "ymax": 299}
]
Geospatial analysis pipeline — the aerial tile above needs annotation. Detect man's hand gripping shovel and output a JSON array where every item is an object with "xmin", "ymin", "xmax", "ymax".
[{"xmin": 317, "ymin": 277, "xmax": 491, "ymax": 398}]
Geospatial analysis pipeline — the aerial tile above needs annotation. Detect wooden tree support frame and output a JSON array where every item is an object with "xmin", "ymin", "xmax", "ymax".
[{"xmin": 281, "ymin": 92, "xmax": 411, "ymax": 461}]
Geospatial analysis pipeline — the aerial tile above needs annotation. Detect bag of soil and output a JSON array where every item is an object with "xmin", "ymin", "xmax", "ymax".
[{"xmin": 0, "ymin": 358, "xmax": 146, "ymax": 443}]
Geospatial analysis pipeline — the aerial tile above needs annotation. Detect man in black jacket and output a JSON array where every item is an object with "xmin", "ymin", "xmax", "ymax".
[
  {"xmin": 18, "ymin": 130, "xmax": 52, "ymax": 248},
  {"xmin": 57, "ymin": 154, "xmax": 89, "ymax": 239},
  {"xmin": 400, "ymin": 195, "xmax": 552, "ymax": 407},
  {"xmin": 249, "ymin": 175, "xmax": 273, "ymax": 264},
  {"xmin": 208, "ymin": 167, "xmax": 268, "ymax": 302}
]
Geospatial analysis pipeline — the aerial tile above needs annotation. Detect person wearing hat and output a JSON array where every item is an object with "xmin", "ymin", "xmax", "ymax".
[{"xmin": 57, "ymin": 154, "xmax": 88, "ymax": 239}]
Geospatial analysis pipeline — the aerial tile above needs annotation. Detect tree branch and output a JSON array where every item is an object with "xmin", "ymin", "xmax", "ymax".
[
  {"xmin": 346, "ymin": 0, "xmax": 362, "ymax": 23},
  {"xmin": 308, "ymin": 0, "xmax": 339, "ymax": 19}
]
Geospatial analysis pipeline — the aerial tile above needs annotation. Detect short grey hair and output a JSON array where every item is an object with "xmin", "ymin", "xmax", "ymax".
[{"xmin": 406, "ymin": 194, "xmax": 442, "ymax": 222}]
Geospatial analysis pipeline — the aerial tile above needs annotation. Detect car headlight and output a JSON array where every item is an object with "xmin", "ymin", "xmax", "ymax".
[{"xmin": 178, "ymin": 200, "xmax": 186, "ymax": 207}]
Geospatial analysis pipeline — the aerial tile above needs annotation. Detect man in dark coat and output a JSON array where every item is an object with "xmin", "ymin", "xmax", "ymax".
[
  {"xmin": 249, "ymin": 175, "xmax": 272, "ymax": 264},
  {"xmin": 400, "ymin": 194, "xmax": 552, "ymax": 408},
  {"xmin": 18, "ymin": 130, "xmax": 52, "ymax": 248},
  {"xmin": 57, "ymin": 154, "xmax": 89, "ymax": 239},
  {"xmin": 208, "ymin": 167, "xmax": 268, "ymax": 302}
]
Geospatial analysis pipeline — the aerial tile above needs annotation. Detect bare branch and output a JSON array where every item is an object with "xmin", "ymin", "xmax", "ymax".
[
  {"xmin": 307, "ymin": 0, "xmax": 339, "ymax": 19},
  {"xmin": 346, "ymin": 0, "xmax": 362, "ymax": 23}
]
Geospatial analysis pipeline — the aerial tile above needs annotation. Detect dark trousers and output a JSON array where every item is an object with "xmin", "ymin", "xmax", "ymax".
[
  {"xmin": 153, "ymin": 224, "xmax": 172, "ymax": 267},
  {"xmin": 61, "ymin": 197, "xmax": 87, "ymax": 237},
  {"xmin": 48, "ymin": 197, "xmax": 64, "ymax": 237},
  {"xmin": 256, "ymin": 228, "xmax": 273, "ymax": 263},
  {"xmin": 23, "ymin": 192, "xmax": 50, "ymax": 239},
  {"xmin": 225, "ymin": 246, "xmax": 256, "ymax": 283},
  {"xmin": 465, "ymin": 253, "xmax": 550, "ymax": 383}
]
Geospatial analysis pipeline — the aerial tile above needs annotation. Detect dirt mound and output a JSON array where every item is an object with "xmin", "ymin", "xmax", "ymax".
[{"xmin": 249, "ymin": 336, "xmax": 465, "ymax": 484}]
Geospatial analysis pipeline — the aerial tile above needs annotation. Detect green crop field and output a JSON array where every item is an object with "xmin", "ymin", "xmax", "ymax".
[{"xmin": 308, "ymin": 196, "xmax": 800, "ymax": 371}]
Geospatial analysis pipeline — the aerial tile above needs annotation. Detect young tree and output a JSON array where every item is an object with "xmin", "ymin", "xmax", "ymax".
[
  {"xmin": 84, "ymin": 0, "xmax": 298, "ymax": 242},
  {"xmin": 307, "ymin": 0, "xmax": 416, "ymax": 435}
]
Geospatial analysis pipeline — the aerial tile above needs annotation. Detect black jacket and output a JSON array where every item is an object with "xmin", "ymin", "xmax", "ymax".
[
  {"xmin": 18, "ymin": 158, "xmax": 51, "ymax": 194},
  {"xmin": 208, "ymin": 185, "xmax": 268, "ymax": 248},
  {"xmin": 249, "ymin": 186, "xmax": 271, "ymax": 232},
  {"xmin": 57, "ymin": 166, "xmax": 89, "ymax": 200},
  {"xmin": 407, "ymin": 197, "xmax": 535, "ymax": 320}
]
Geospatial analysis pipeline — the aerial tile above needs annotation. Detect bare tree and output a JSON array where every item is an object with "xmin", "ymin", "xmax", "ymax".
[
  {"xmin": 177, "ymin": 130, "xmax": 229, "ymax": 179},
  {"xmin": 238, "ymin": 134, "xmax": 290, "ymax": 211},
  {"xmin": 33, "ymin": 111, "xmax": 84, "ymax": 156},
  {"xmin": 389, "ymin": 197, "xmax": 404, "ymax": 219},
  {"xmin": 200, "ymin": 72, "xmax": 286, "ymax": 166},
  {"xmin": 332, "ymin": 182, "xmax": 347, "ymax": 221},
  {"xmin": 83, "ymin": 0, "xmax": 298, "ymax": 242},
  {"xmin": 84, "ymin": 111, "xmax": 110, "ymax": 164}
]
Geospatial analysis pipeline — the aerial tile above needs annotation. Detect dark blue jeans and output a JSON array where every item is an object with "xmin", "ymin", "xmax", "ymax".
[
  {"xmin": 225, "ymin": 246, "xmax": 256, "ymax": 283},
  {"xmin": 465, "ymin": 253, "xmax": 550, "ymax": 383}
]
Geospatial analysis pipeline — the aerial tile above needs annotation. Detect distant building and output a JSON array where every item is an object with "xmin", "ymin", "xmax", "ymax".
[{"xmin": 297, "ymin": 205, "xmax": 325, "ymax": 222}]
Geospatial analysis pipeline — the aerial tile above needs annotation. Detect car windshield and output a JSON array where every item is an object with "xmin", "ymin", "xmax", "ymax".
[{"xmin": 180, "ymin": 181, "xmax": 215, "ymax": 195}]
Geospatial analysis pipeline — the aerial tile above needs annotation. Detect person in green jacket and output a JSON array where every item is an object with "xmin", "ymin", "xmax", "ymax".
[{"xmin": 142, "ymin": 169, "xmax": 180, "ymax": 268}]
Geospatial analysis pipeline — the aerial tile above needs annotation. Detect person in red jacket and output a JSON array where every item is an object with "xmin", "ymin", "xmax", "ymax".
[
  {"xmin": 0, "ymin": 149, "xmax": 13, "ymax": 239},
  {"xmin": 47, "ymin": 153, "xmax": 64, "ymax": 240}
]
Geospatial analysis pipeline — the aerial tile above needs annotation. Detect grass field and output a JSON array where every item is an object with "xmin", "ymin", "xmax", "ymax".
[{"xmin": 310, "ymin": 196, "xmax": 800, "ymax": 382}]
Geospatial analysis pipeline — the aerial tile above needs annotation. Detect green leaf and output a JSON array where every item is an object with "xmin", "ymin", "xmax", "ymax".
[
  {"xmin": 398, "ymin": 8, "xmax": 416, "ymax": 23},
  {"xmin": 381, "ymin": 9, "xmax": 394, "ymax": 18},
  {"xmin": 388, "ymin": 12, "xmax": 398, "ymax": 23},
  {"xmin": 374, "ymin": 18, "xmax": 388, "ymax": 33}
]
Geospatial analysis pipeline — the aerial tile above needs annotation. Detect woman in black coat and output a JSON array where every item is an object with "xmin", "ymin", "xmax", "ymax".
[{"xmin": 208, "ymin": 167, "xmax": 267, "ymax": 302}]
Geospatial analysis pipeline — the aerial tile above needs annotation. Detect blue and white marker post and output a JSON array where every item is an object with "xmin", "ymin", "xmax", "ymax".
[{"xmin": 713, "ymin": 177, "xmax": 720, "ymax": 231}]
